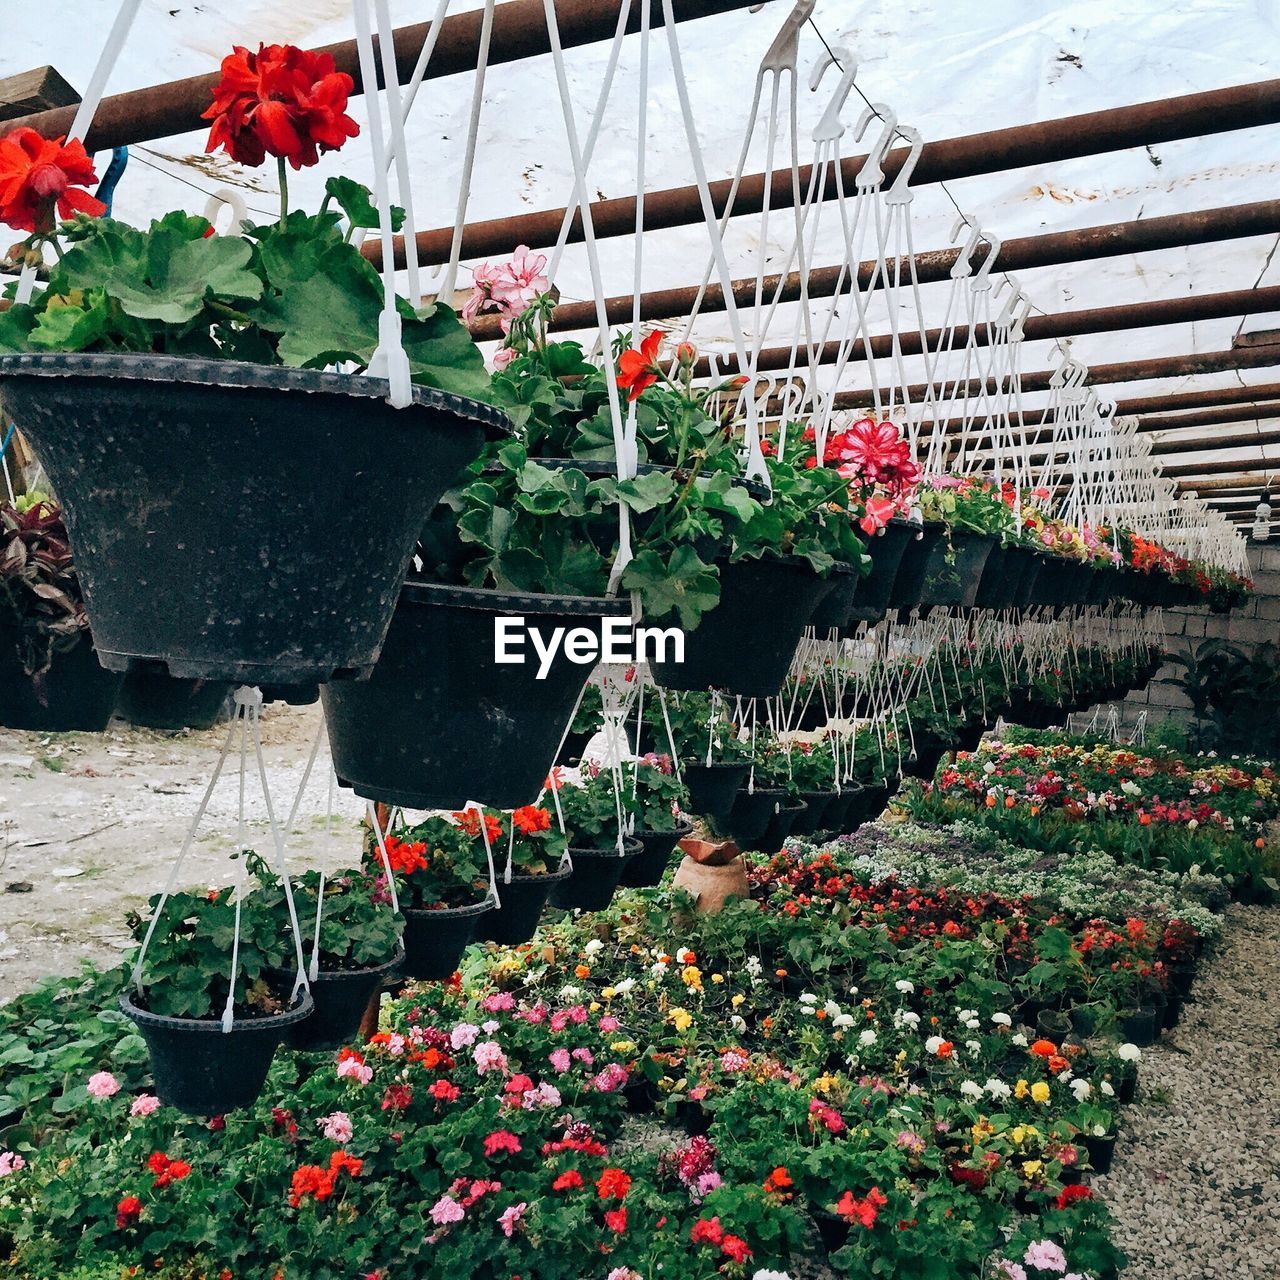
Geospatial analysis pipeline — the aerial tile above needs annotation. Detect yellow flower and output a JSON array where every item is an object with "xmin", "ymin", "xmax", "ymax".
[
  {"xmin": 589, "ymin": 1001, "xmax": 601, "ymax": 1013},
  {"xmin": 1014, "ymin": 1079, "xmax": 1030, "ymax": 1100},
  {"xmin": 1022, "ymin": 1159, "xmax": 1043, "ymax": 1179},
  {"xmin": 971, "ymin": 1119, "xmax": 994, "ymax": 1142},
  {"xmin": 813, "ymin": 1074, "xmax": 840, "ymax": 1095},
  {"xmin": 731, "ymin": 994, "xmax": 745, "ymax": 1009},
  {"xmin": 602, "ymin": 986, "xmax": 617, "ymax": 999},
  {"xmin": 681, "ymin": 965, "xmax": 703, "ymax": 991},
  {"xmin": 710, "ymin": 973, "xmax": 725, "ymax": 985},
  {"xmin": 610, "ymin": 1040, "xmax": 636, "ymax": 1055},
  {"xmin": 1010, "ymin": 1126, "xmax": 1026, "ymax": 1146},
  {"xmin": 1030, "ymin": 1081, "xmax": 1051, "ymax": 1104},
  {"xmin": 669, "ymin": 1007, "xmax": 693, "ymax": 1033}
]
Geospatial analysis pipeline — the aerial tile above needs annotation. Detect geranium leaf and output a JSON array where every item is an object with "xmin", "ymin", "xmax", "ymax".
[{"xmin": 325, "ymin": 175, "xmax": 404, "ymax": 232}]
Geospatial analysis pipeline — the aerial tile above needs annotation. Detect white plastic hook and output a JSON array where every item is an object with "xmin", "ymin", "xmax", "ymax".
[
  {"xmin": 948, "ymin": 217, "xmax": 983, "ymax": 280},
  {"xmin": 884, "ymin": 124, "xmax": 923, "ymax": 206},
  {"xmin": 969, "ymin": 232, "xmax": 1001, "ymax": 292},
  {"xmin": 810, "ymin": 46, "xmax": 859, "ymax": 143},
  {"xmin": 202, "ymin": 188, "xmax": 248, "ymax": 235},
  {"xmin": 762, "ymin": 0, "xmax": 816, "ymax": 72},
  {"xmin": 853, "ymin": 102, "xmax": 898, "ymax": 189}
]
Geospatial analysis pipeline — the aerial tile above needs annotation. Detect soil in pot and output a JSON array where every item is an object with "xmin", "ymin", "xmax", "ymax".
[
  {"xmin": 0, "ymin": 626, "xmax": 122, "ymax": 732},
  {"xmin": 402, "ymin": 898, "xmax": 495, "ymax": 980},
  {"xmin": 121, "ymin": 987, "xmax": 314, "ymax": 1116},
  {"xmin": 724, "ymin": 787, "xmax": 786, "ymax": 846},
  {"xmin": 268, "ymin": 950, "xmax": 404, "ymax": 1052},
  {"xmin": 845, "ymin": 519, "xmax": 912, "ymax": 626},
  {"xmin": 752, "ymin": 799, "xmax": 807, "ymax": 854},
  {"xmin": 324, "ymin": 581, "xmax": 618, "ymax": 811},
  {"xmin": 0, "ymin": 355, "xmax": 510, "ymax": 684},
  {"xmin": 651, "ymin": 556, "xmax": 828, "ymax": 698},
  {"xmin": 477, "ymin": 867, "xmax": 573, "ymax": 946},
  {"xmin": 117, "ymin": 670, "xmax": 231, "ymax": 731},
  {"xmin": 621, "ymin": 820, "xmax": 695, "ymax": 888},
  {"xmin": 680, "ymin": 760, "xmax": 751, "ymax": 821},
  {"xmin": 551, "ymin": 839, "xmax": 642, "ymax": 912}
]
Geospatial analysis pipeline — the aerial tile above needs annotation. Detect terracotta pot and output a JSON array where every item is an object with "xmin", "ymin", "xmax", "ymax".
[
  {"xmin": 671, "ymin": 854, "xmax": 750, "ymax": 913},
  {"xmin": 677, "ymin": 835, "xmax": 741, "ymax": 867}
]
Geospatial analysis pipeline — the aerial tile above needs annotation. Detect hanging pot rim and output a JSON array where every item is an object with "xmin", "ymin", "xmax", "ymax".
[
  {"xmin": 402, "ymin": 896, "xmax": 494, "ymax": 920},
  {"xmin": 567, "ymin": 836, "xmax": 644, "ymax": 860},
  {"xmin": 637, "ymin": 815, "xmax": 696, "ymax": 839},
  {"xmin": 0, "ymin": 352, "xmax": 511, "ymax": 433},
  {"xmin": 266, "ymin": 946, "xmax": 405, "ymax": 985},
  {"xmin": 120, "ymin": 987, "xmax": 314, "ymax": 1035},
  {"xmin": 400, "ymin": 578, "xmax": 622, "ymax": 617}
]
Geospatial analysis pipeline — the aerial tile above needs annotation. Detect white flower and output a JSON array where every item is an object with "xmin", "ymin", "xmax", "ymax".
[
  {"xmin": 858, "ymin": 1029, "xmax": 877, "ymax": 1047},
  {"xmin": 1120, "ymin": 780, "xmax": 1141, "ymax": 796},
  {"xmin": 799, "ymin": 993, "xmax": 818, "ymax": 1005},
  {"xmin": 1070, "ymin": 1079, "xmax": 1092, "ymax": 1102},
  {"xmin": 650, "ymin": 962, "xmax": 668, "ymax": 978},
  {"xmin": 985, "ymin": 1078, "xmax": 1012, "ymax": 1101},
  {"xmin": 1117, "ymin": 1043, "xmax": 1142, "ymax": 1062},
  {"xmin": 895, "ymin": 980, "xmax": 915, "ymax": 994},
  {"xmin": 991, "ymin": 1012, "xmax": 1012, "ymax": 1027},
  {"xmin": 559, "ymin": 985, "xmax": 581, "ymax": 1001},
  {"xmin": 982, "ymin": 761, "xmax": 996, "ymax": 775},
  {"xmin": 1187, "ymin": 818, "xmax": 1199, "ymax": 830},
  {"xmin": 965, "ymin": 1018, "xmax": 981, "ymax": 1030},
  {"xmin": 677, "ymin": 948, "xmax": 695, "ymax": 964},
  {"xmin": 1100, "ymin": 1080, "xmax": 1115, "ymax": 1097},
  {"xmin": 925, "ymin": 1035, "xmax": 945, "ymax": 1055},
  {"xmin": 834, "ymin": 1014, "xmax": 855, "ymax": 1030},
  {"xmin": 613, "ymin": 977, "xmax": 635, "ymax": 996},
  {"xmin": 584, "ymin": 939, "xmax": 604, "ymax": 956},
  {"xmin": 1091, "ymin": 1122, "xmax": 1108, "ymax": 1136},
  {"xmin": 965, "ymin": 1040, "xmax": 981, "ymax": 1055},
  {"xmin": 730, "ymin": 1014, "xmax": 746, "ymax": 1032},
  {"xmin": 956, "ymin": 1008, "xmax": 977, "ymax": 1022},
  {"xmin": 959, "ymin": 1080, "xmax": 983, "ymax": 1100},
  {"xmin": 823, "ymin": 1000, "xmax": 842, "ymax": 1020},
  {"xmin": 745, "ymin": 957, "xmax": 763, "ymax": 978},
  {"xmin": 1011, "ymin": 1033, "xmax": 1028, "ymax": 1048},
  {"xmin": 896, "ymin": 1010, "xmax": 921, "ymax": 1030},
  {"xmin": 751, "ymin": 1270, "xmax": 793, "ymax": 1280}
]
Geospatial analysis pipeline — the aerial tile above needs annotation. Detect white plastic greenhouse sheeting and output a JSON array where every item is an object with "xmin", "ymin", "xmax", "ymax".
[{"xmin": 5, "ymin": 0, "xmax": 1280, "ymax": 464}]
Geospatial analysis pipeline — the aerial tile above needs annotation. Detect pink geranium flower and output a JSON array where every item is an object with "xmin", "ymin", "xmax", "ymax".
[
  {"xmin": 498, "ymin": 1201, "xmax": 527, "ymax": 1238},
  {"xmin": 130, "ymin": 1094, "xmax": 160, "ymax": 1118},
  {"xmin": 86, "ymin": 1071, "xmax": 120, "ymax": 1099}
]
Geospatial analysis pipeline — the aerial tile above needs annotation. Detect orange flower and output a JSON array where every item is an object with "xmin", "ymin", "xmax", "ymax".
[
  {"xmin": 575, "ymin": 964, "xmax": 591, "ymax": 979},
  {"xmin": 512, "ymin": 805, "xmax": 551, "ymax": 836},
  {"xmin": 596, "ymin": 1167, "xmax": 632, "ymax": 1200},
  {"xmin": 1138, "ymin": 812, "xmax": 1152, "ymax": 826},
  {"xmin": 454, "ymin": 808, "xmax": 504, "ymax": 844},
  {"xmin": 0, "ymin": 128, "xmax": 104, "ymax": 234},
  {"xmin": 1004, "ymin": 795, "xmax": 1016, "ymax": 809},
  {"xmin": 985, "ymin": 794, "xmax": 997, "ymax": 808},
  {"xmin": 1029, "ymin": 1039, "xmax": 1058, "ymax": 1059},
  {"xmin": 763, "ymin": 1166, "xmax": 793, "ymax": 1196},
  {"xmin": 1048, "ymin": 1054, "xmax": 1069, "ymax": 1075},
  {"xmin": 616, "ymin": 330, "xmax": 664, "ymax": 401}
]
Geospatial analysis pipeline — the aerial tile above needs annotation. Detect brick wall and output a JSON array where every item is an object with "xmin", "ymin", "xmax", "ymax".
[{"xmin": 1118, "ymin": 540, "xmax": 1280, "ymax": 728}]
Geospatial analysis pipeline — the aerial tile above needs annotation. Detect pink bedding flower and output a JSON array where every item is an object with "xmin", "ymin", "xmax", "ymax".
[
  {"xmin": 0, "ymin": 1152, "xmax": 25, "ymax": 1177},
  {"xmin": 320, "ymin": 1111, "xmax": 353, "ymax": 1143},
  {"xmin": 483, "ymin": 1130, "xmax": 522, "ymax": 1157},
  {"xmin": 548, "ymin": 1048, "xmax": 572, "ymax": 1073},
  {"xmin": 1023, "ymin": 1240, "xmax": 1068, "ymax": 1274},
  {"xmin": 86, "ymin": 1071, "xmax": 120, "ymax": 1099},
  {"xmin": 473, "ymin": 1041, "xmax": 508, "ymax": 1075},
  {"xmin": 498, "ymin": 1201, "xmax": 527, "ymax": 1238},
  {"xmin": 429, "ymin": 1194, "xmax": 465, "ymax": 1226},
  {"xmin": 130, "ymin": 1094, "xmax": 160, "ymax": 1118}
]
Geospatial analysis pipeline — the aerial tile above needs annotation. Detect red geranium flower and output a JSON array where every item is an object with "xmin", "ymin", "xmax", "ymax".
[
  {"xmin": 827, "ymin": 418, "xmax": 921, "ymax": 495},
  {"xmin": 203, "ymin": 43, "xmax": 359, "ymax": 171},
  {"xmin": 1056, "ymin": 1183, "xmax": 1094, "ymax": 1210},
  {"xmin": 596, "ymin": 1167, "xmax": 632, "ymax": 1200},
  {"xmin": 616, "ymin": 330, "xmax": 664, "ymax": 401},
  {"xmin": 115, "ymin": 1194, "xmax": 143, "ymax": 1229},
  {"xmin": 512, "ymin": 805, "xmax": 551, "ymax": 836},
  {"xmin": 604, "ymin": 1206, "xmax": 628, "ymax": 1233},
  {"xmin": 0, "ymin": 128, "xmax": 105, "ymax": 234},
  {"xmin": 552, "ymin": 1169, "xmax": 584, "ymax": 1192}
]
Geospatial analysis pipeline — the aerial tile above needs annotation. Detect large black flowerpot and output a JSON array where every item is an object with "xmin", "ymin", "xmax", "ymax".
[
  {"xmin": 1084, "ymin": 1132, "xmax": 1117, "ymax": 1175},
  {"xmin": 681, "ymin": 760, "xmax": 751, "ymax": 820},
  {"xmin": 479, "ymin": 868, "xmax": 572, "ymax": 946},
  {"xmin": 817, "ymin": 785, "xmax": 859, "ymax": 836},
  {"xmin": 753, "ymin": 799, "xmax": 806, "ymax": 854},
  {"xmin": 117, "ymin": 671, "xmax": 231, "ymax": 731},
  {"xmin": 621, "ymin": 820, "xmax": 694, "ymax": 888},
  {"xmin": 845, "ymin": 519, "xmax": 913, "ymax": 627},
  {"xmin": 921, "ymin": 530, "xmax": 999, "ymax": 610},
  {"xmin": 120, "ymin": 988, "xmax": 313, "ymax": 1116},
  {"xmin": 0, "ymin": 626, "xmax": 122, "ymax": 731},
  {"xmin": 552, "ymin": 839, "xmax": 641, "ymax": 911},
  {"xmin": 268, "ymin": 950, "xmax": 404, "ymax": 1052},
  {"xmin": 812, "ymin": 1208, "xmax": 851, "ymax": 1258},
  {"xmin": 261, "ymin": 682, "xmax": 320, "ymax": 707},
  {"xmin": 724, "ymin": 787, "xmax": 786, "ymax": 845},
  {"xmin": 903, "ymin": 737, "xmax": 947, "ymax": 780},
  {"xmin": 890, "ymin": 520, "xmax": 946, "ymax": 614},
  {"xmin": 973, "ymin": 544, "xmax": 1019, "ymax": 610},
  {"xmin": 954, "ymin": 721, "xmax": 987, "ymax": 752},
  {"xmin": 846, "ymin": 782, "xmax": 889, "ymax": 828},
  {"xmin": 1011, "ymin": 547, "xmax": 1043, "ymax": 610},
  {"xmin": 809, "ymin": 562, "xmax": 859, "ymax": 632},
  {"xmin": 790, "ymin": 791, "xmax": 837, "ymax": 836},
  {"xmin": 324, "ymin": 581, "xmax": 618, "ymax": 810},
  {"xmin": 0, "ymin": 354, "xmax": 508, "ymax": 684},
  {"xmin": 651, "ymin": 557, "xmax": 828, "ymax": 698},
  {"xmin": 403, "ymin": 899, "xmax": 495, "ymax": 980}
]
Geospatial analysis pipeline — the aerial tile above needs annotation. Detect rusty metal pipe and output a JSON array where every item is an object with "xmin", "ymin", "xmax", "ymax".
[
  {"xmin": 2, "ymin": 0, "xmax": 760, "ymax": 152},
  {"xmin": 470, "ymin": 200, "xmax": 1280, "ymax": 340},
  {"xmin": 377, "ymin": 77, "xmax": 1280, "ymax": 270}
]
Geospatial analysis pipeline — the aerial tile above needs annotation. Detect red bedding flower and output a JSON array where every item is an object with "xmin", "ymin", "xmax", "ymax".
[
  {"xmin": 203, "ymin": 43, "xmax": 359, "ymax": 171},
  {"xmin": 616, "ymin": 330, "xmax": 664, "ymax": 401},
  {"xmin": 0, "ymin": 128, "xmax": 104, "ymax": 234}
]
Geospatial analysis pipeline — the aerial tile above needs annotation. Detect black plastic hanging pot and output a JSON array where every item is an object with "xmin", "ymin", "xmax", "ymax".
[
  {"xmin": 552, "ymin": 839, "xmax": 641, "ymax": 911},
  {"xmin": 0, "ymin": 626, "xmax": 122, "ymax": 731},
  {"xmin": 477, "ymin": 867, "xmax": 572, "ymax": 946},
  {"xmin": 817, "ymin": 785, "xmax": 860, "ymax": 836},
  {"xmin": 973, "ymin": 544, "xmax": 1026, "ymax": 611},
  {"xmin": 651, "ymin": 556, "xmax": 828, "ymax": 698},
  {"xmin": 621, "ymin": 820, "xmax": 694, "ymax": 888},
  {"xmin": 812, "ymin": 1209, "xmax": 852, "ymax": 1259},
  {"xmin": 808, "ymin": 562, "xmax": 859, "ymax": 632},
  {"xmin": 790, "ymin": 791, "xmax": 837, "ymax": 836},
  {"xmin": 680, "ymin": 760, "xmax": 751, "ymax": 820},
  {"xmin": 753, "ymin": 799, "xmax": 807, "ymax": 854},
  {"xmin": 117, "ymin": 671, "xmax": 232, "ymax": 731},
  {"xmin": 402, "ymin": 899, "xmax": 495, "ymax": 980},
  {"xmin": 724, "ymin": 787, "xmax": 786, "ymax": 845},
  {"xmin": 261, "ymin": 682, "xmax": 320, "ymax": 707},
  {"xmin": 920, "ymin": 529, "xmax": 999, "ymax": 610},
  {"xmin": 267, "ymin": 950, "xmax": 404, "ymax": 1052},
  {"xmin": 120, "ymin": 988, "xmax": 314, "ymax": 1116},
  {"xmin": 846, "ymin": 782, "xmax": 889, "ymax": 829},
  {"xmin": 890, "ymin": 520, "xmax": 946, "ymax": 615},
  {"xmin": 845, "ymin": 519, "xmax": 912, "ymax": 627},
  {"xmin": 1010, "ymin": 547, "xmax": 1043, "ymax": 610},
  {"xmin": 0, "ymin": 354, "xmax": 509, "ymax": 684},
  {"xmin": 324, "ymin": 581, "xmax": 619, "ymax": 810}
]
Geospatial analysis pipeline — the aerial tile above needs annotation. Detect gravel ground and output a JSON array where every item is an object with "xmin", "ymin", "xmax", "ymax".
[{"xmin": 1097, "ymin": 903, "xmax": 1280, "ymax": 1280}]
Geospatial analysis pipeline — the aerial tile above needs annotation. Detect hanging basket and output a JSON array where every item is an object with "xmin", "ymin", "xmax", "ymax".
[
  {"xmin": 724, "ymin": 786, "xmax": 786, "ymax": 846},
  {"xmin": 920, "ymin": 530, "xmax": 998, "ymax": 610},
  {"xmin": 890, "ymin": 520, "xmax": 946, "ymax": 614},
  {"xmin": 120, "ymin": 988, "xmax": 313, "ymax": 1116},
  {"xmin": 789, "ymin": 790, "xmax": 837, "ymax": 836},
  {"xmin": 551, "ymin": 838, "xmax": 642, "ymax": 911},
  {"xmin": 261, "ymin": 682, "xmax": 320, "ymax": 707},
  {"xmin": 0, "ymin": 354, "xmax": 508, "ymax": 684},
  {"xmin": 1009, "ymin": 546, "xmax": 1043, "ymax": 610},
  {"xmin": 844, "ymin": 518, "xmax": 913, "ymax": 627},
  {"xmin": 476, "ymin": 867, "xmax": 573, "ymax": 946},
  {"xmin": 620, "ymin": 819, "xmax": 695, "ymax": 888},
  {"xmin": 323, "ymin": 581, "xmax": 618, "ymax": 811},
  {"xmin": 267, "ymin": 950, "xmax": 404, "ymax": 1052},
  {"xmin": 402, "ymin": 899, "xmax": 495, "ymax": 981},
  {"xmin": 680, "ymin": 760, "xmax": 752, "ymax": 820},
  {"xmin": 0, "ymin": 626, "xmax": 121, "ymax": 732},
  {"xmin": 808, "ymin": 561, "xmax": 859, "ymax": 632},
  {"xmin": 753, "ymin": 799, "xmax": 806, "ymax": 854},
  {"xmin": 973, "ymin": 543, "xmax": 1024, "ymax": 611},
  {"xmin": 117, "ymin": 671, "xmax": 231, "ymax": 731},
  {"xmin": 650, "ymin": 556, "xmax": 829, "ymax": 698}
]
